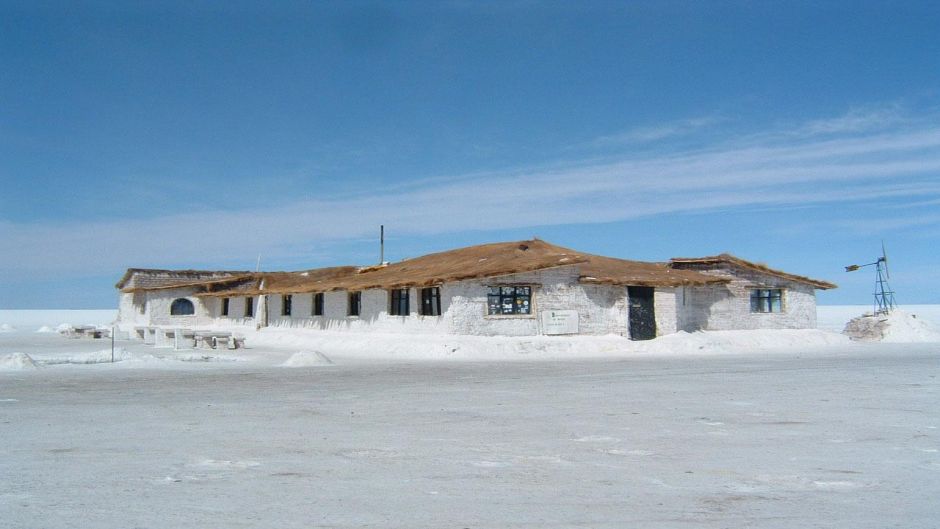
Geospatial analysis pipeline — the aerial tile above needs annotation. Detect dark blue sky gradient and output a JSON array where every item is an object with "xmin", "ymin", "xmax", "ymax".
[{"xmin": 2, "ymin": 1, "xmax": 939, "ymax": 307}]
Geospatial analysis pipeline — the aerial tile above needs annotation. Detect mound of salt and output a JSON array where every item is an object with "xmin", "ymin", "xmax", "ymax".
[
  {"xmin": 843, "ymin": 310, "xmax": 940, "ymax": 342},
  {"xmin": 35, "ymin": 326, "xmax": 56, "ymax": 333},
  {"xmin": 281, "ymin": 350, "xmax": 334, "ymax": 367},
  {"xmin": 40, "ymin": 348, "xmax": 131, "ymax": 365},
  {"xmin": 0, "ymin": 353, "xmax": 38, "ymax": 370},
  {"xmin": 0, "ymin": 323, "xmax": 16, "ymax": 333}
]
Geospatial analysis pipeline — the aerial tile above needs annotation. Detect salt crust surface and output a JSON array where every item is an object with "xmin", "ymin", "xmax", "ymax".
[
  {"xmin": 2, "ymin": 332, "xmax": 938, "ymax": 529},
  {"xmin": 0, "ymin": 352, "xmax": 37, "ymax": 370},
  {"xmin": 1, "ymin": 309, "xmax": 938, "ymax": 528},
  {"xmin": 843, "ymin": 310, "xmax": 940, "ymax": 342},
  {"xmin": 0, "ymin": 306, "xmax": 936, "ymax": 372}
]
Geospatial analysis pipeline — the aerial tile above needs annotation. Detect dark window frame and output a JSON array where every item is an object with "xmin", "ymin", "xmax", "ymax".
[
  {"xmin": 486, "ymin": 285, "xmax": 532, "ymax": 316},
  {"xmin": 389, "ymin": 288, "xmax": 410, "ymax": 316},
  {"xmin": 750, "ymin": 288, "xmax": 783, "ymax": 313},
  {"xmin": 244, "ymin": 297, "xmax": 254, "ymax": 318},
  {"xmin": 170, "ymin": 298, "xmax": 195, "ymax": 316},
  {"xmin": 221, "ymin": 297, "xmax": 230, "ymax": 317},
  {"xmin": 420, "ymin": 287, "xmax": 442, "ymax": 316},
  {"xmin": 348, "ymin": 291, "xmax": 361, "ymax": 317},
  {"xmin": 312, "ymin": 293, "xmax": 324, "ymax": 316},
  {"xmin": 282, "ymin": 294, "xmax": 292, "ymax": 316}
]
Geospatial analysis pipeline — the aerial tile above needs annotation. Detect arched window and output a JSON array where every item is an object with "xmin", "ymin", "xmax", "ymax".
[{"xmin": 170, "ymin": 298, "xmax": 195, "ymax": 316}]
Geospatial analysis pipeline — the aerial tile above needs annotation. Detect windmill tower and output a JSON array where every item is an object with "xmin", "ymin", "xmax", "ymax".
[{"xmin": 845, "ymin": 242, "xmax": 897, "ymax": 316}]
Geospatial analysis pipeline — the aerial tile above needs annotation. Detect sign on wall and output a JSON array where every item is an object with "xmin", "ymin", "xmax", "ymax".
[{"xmin": 541, "ymin": 310, "xmax": 579, "ymax": 335}]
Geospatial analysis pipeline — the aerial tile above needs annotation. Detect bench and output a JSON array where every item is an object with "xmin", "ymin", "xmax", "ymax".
[{"xmin": 194, "ymin": 331, "xmax": 234, "ymax": 350}]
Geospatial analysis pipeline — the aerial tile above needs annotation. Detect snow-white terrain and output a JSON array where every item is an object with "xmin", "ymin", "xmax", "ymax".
[
  {"xmin": 816, "ymin": 304, "xmax": 940, "ymax": 333},
  {"xmin": 842, "ymin": 310, "xmax": 940, "ymax": 342},
  {"xmin": 0, "ymin": 309, "xmax": 116, "ymax": 331},
  {"xmin": 0, "ymin": 307, "xmax": 938, "ymax": 528}
]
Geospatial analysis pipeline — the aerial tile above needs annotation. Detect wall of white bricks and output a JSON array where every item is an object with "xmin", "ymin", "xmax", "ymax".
[
  {"xmin": 116, "ymin": 292, "xmax": 148, "ymax": 328},
  {"xmin": 141, "ymin": 288, "xmax": 213, "ymax": 328},
  {"xmin": 118, "ymin": 265, "xmax": 635, "ymax": 337},
  {"xmin": 261, "ymin": 288, "xmax": 450, "ymax": 334},
  {"xmin": 654, "ymin": 288, "xmax": 678, "ymax": 336},
  {"xmin": 447, "ymin": 266, "xmax": 628, "ymax": 336},
  {"xmin": 675, "ymin": 265, "xmax": 818, "ymax": 331},
  {"xmin": 254, "ymin": 266, "xmax": 629, "ymax": 336},
  {"xmin": 115, "ymin": 262, "xmax": 821, "ymax": 337}
]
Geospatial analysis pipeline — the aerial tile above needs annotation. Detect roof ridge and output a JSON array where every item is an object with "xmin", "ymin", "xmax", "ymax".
[{"xmin": 669, "ymin": 253, "xmax": 836, "ymax": 289}]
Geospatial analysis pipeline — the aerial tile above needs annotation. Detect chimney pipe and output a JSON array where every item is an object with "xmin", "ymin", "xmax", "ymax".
[{"xmin": 380, "ymin": 225, "xmax": 385, "ymax": 264}]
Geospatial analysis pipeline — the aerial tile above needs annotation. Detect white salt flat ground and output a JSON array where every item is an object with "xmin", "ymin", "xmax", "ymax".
[
  {"xmin": 817, "ymin": 304, "xmax": 940, "ymax": 333},
  {"xmin": 1, "ymin": 307, "xmax": 938, "ymax": 528}
]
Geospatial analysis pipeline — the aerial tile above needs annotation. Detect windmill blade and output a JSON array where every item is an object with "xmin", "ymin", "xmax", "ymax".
[{"xmin": 881, "ymin": 241, "xmax": 890, "ymax": 279}]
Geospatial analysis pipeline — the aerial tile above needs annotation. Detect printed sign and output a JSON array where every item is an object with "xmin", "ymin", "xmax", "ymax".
[{"xmin": 541, "ymin": 310, "xmax": 579, "ymax": 335}]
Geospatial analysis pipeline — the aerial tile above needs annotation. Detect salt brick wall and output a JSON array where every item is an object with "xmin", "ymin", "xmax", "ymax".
[
  {"xmin": 196, "ymin": 265, "xmax": 630, "ymax": 337},
  {"xmin": 675, "ymin": 264, "xmax": 818, "ymax": 331},
  {"xmin": 225, "ymin": 296, "xmax": 261, "ymax": 327},
  {"xmin": 202, "ymin": 296, "xmax": 259, "ymax": 328},
  {"xmin": 654, "ymin": 288, "xmax": 678, "ymax": 336},
  {"xmin": 118, "ymin": 266, "xmax": 695, "ymax": 337},
  {"xmin": 119, "ymin": 288, "xmax": 215, "ymax": 329},
  {"xmin": 116, "ymin": 292, "xmax": 148, "ymax": 328},
  {"xmin": 262, "ymin": 289, "xmax": 449, "ymax": 334},
  {"xmin": 448, "ymin": 266, "xmax": 628, "ymax": 336}
]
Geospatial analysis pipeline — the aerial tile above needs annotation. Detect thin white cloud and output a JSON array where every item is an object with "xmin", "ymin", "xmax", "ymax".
[
  {"xmin": 587, "ymin": 116, "xmax": 720, "ymax": 146},
  {"xmin": 777, "ymin": 211, "xmax": 940, "ymax": 240},
  {"xmin": 791, "ymin": 105, "xmax": 906, "ymax": 137},
  {"xmin": 3, "ymin": 107, "xmax": 940, "ymax": 280},
  {"xmin": 821, "ymin": 213, "xmax": 940, "ymax": 236}
]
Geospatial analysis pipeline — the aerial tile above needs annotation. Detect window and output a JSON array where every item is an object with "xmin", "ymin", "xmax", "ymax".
[
  {"xmin": 221, "ymin": 297, "xmax": 229, "ymax": 317},
  {"xmin": 312, "ymin": 293, "xmax": 324, "ymax": 316},
  {"xmin": 348, "ymin": 291, "xmax": 361, "ymax": 316},
  {"xmin": 487, "ymin": 286, "xmax": 531, "ymax": 315},
  {"xmin": 282, "ymin": 294, "xmax": 292, "ymax": 316},
  {"xmin": 244, "ymin": 297, "xmax": 254, "ymax": 318},
  {"xmin": 389, "ymin": 288, "xmax": 409, "ymax": 316},
  {"xmin": 750, "ymin": 289, "xmax": 783, "ymax": 313},
  {"xmin": 170, "ymin": 298, "xmax": 195, "ymax": 316},
  {"xmin": 420, "ymin": 287, "xmax": 441, "ymax": 316}
]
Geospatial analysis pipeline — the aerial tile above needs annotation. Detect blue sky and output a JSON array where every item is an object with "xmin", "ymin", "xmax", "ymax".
[{"xmin": 2, "ymin": 1, "xmax": 940, "ymax": 308}]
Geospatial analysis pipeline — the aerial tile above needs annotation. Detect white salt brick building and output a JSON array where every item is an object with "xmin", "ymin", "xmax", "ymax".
[{"xmin": 115, "ymin": 239, "xmax": 835, "ymax": 340}]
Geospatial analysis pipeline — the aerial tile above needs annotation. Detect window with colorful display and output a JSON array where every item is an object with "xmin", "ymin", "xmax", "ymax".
[{"xmin": 487, "ymin": 286, "xmax": 531, "ymax": 315}]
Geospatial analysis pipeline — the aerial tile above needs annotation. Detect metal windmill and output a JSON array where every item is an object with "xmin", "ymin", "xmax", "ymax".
[{"xmin": 844, "ymin": 242, "xmax": 897, "ymax": 315}]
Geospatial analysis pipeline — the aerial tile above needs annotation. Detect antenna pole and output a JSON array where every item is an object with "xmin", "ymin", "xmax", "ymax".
[
  {"xmin": 844, "ymin": 243, "xmax": 897, "ymax": 316},
  {"xmin": 873, "ymin": 259, "xmax": 896, "ymax": 315},
  {"xmin": 380, "ymin": 225, "xmax": 384, "ymax": 264}
]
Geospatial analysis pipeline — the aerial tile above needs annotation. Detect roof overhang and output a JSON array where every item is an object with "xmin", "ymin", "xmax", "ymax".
[{"xmin": 670, "ymin": 254, "xmax": 837, "ymax": 290}]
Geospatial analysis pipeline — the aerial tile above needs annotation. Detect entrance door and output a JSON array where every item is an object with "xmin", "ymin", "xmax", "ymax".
[{"xmin": 627, "ymin": 286, "xmax": 656, "ymax": 340}]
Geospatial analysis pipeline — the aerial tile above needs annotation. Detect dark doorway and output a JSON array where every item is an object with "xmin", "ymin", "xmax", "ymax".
[{"xmin": 627, "ymin": 286, "xmax": 656, "ymax": 340}]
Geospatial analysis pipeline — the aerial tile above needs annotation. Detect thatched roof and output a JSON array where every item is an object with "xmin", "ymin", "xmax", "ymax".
[
  {"xmin": 669, "ymin": 253, "xmax": 837, "ymax": 290},
  {"xmin": 128, "ymin": 241, "xmax": 853, "ymax": 298},
  {"xmin": 197, "ymin": 266, "xmax": 362, "ymax": 297},
  {"xmin": 329, "ymin": 239, "xmax": 589, "ymax": 292},
  {"xmin": 146, "ymin": 240, "xmax": 725, "ymax": 297},
  {"xmin": 579, "ymin": 254, "xmax": 728, "ymax": 288},
  {"xmin": 116, "ymin": 269, "xmax": 251, "ymax": 292},
  {"xmin": 202, "ymin": 240, "xmax": 594, "ymax": 296}
]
